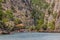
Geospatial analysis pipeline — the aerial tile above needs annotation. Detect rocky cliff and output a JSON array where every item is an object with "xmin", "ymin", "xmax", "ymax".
[
  {"xmin": 30, "ymin": 0, "xmax": 60, "ymax": 30},
  {"xmin": 1, "ymin": 0, "xmax": 60, "ymax": 31},
  {"xmin": 46, "ymin": 0, "xmax": 60, "ymax": 30},
  {"xmin": 1, "ymin": 0, "xmax": 34, "ymax": 26}
]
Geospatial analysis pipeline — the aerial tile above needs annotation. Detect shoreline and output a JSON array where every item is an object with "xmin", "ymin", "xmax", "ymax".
[{"xmin": 0, "ymin": 29, "xmax": 60, "ymax": 35}]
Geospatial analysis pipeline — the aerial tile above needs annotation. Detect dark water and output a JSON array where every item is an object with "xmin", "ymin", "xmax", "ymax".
[{"xmin": 0, "ymin": 32, "xmax": 60, "ymax": 40}]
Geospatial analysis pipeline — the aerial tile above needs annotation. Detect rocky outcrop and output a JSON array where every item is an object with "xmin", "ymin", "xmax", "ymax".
[
  {"xmin": 1, "ymin": 0, "xmax": 60, "ymax": 31},
  {"xmin": 46, "ymin": 0, "xmax": 60, "ymax": 30},
  {"xmin": 2, "ymin": 0, "xmax": 34, "ymax": 26}
]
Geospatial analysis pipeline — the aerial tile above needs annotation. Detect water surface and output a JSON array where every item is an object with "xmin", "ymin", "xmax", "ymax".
[{"xmin": 0, "ymin": 32, "xmax": 60, "ymax": 40}]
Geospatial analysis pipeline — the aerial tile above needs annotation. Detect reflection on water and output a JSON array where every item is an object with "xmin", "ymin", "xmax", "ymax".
[{"xmin": 0, "ymin": 32, "xmax": 60, "ymax": 40}]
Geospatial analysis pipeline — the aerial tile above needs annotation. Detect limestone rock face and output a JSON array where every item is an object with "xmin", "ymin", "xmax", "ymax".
[
  {"xmin": 2, "ymin": 0, "xmax": 34, "ymax": 26},
  {"xmin": 46, "ymin": 0, "xmax": 60, "ymax": 13},
  {"xmin": 2, "ymin": 0, "xmax": 60, "ymax": 30},
  {"xmin": 46, "ymin": 0, "xmax": 60, "ymax": 30}
]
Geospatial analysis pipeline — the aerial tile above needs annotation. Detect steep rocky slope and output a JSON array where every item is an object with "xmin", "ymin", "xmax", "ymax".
[
  {"xmin": 30, "ymin": 0, "xmax": 60, "ymax": 31},
  {"xmin": 46, "ymin": 0, "xmax": 60, "ymax": 30},
  {"xmin": 2, "ymin": 0, "xmax": 34, "ymax": 26},
  {"xmin": 1, "ymin": 0, "xmax": 60, "ymax": 31}
]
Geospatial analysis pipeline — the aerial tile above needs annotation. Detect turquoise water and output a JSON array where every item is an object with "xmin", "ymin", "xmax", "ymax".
[{"xmin": 0, "ymin": 32, "xmax": 60, "ymax": 40}]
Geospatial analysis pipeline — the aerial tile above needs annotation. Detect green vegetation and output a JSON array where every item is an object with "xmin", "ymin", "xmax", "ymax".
[
  {"xmin": 31, "ymin": 0, "xmax": 49, "ymax": 30},
  {"xmin": 14, "ymin": 18, "xmax": 22, "ymax": 24},
  {"xmin": 0, "ymin": 0, "xmax": 14, "ymax": 32},
  {"xmin": 0, "ymin": 1, "xmax": 3, "ymax": 20},
  {"xmin": 30, "ymin": 0, "xmax": 57, "ymax": 31},
  {"xmin": 0, "ymin": 0, "xmax": 59, "ymax": 33},
  {"xmin": 48, "ymin": 21, "xmax": 55, "ymax": 30},
  {"xmin": 0, "ymin": 0, "xmax": 2, "ymax": 2},
  {"xmin": 53, "ymin": 12, "xmax": 57, "ymax": 19}
]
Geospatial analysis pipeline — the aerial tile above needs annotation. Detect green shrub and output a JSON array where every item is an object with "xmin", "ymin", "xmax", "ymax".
[
  {"xmin": 53, "ymin": 12, "xmax": 57, "ymax": 19},
  {"xmin": 2, "ymin": 18, "xmax": 9, "ymax": 22},
  {"xmin": 36, "ymin": 19, "xmax": 44, "ymax": 30},
  {"xmin": 28, "ymin": 26, "xmax": 36, "ymax": 31},
  {"xmin": 48, "ymin": 21, "xmax": 55, "ymax": 30},
  {"xmin": 37, "ymin": 19, "xmax": 44, "ymax": 26},
  {"xmin": 14, "ymin": 18, "xmax": 22, "ymax": 24},
  {"xmin": 0, "ymin": 2, "xmax": 3, "ymax": 20},
  {"xmin": 42, "ymin": 24, "xmax": 47, "ymax": 30},
  {"xmin": 0, "ymin": 0, "xmax": 2, "ymax": 2},
  {"xmin": 5, "ymin": 10, "xmax": 14, "ymax": 19}
]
